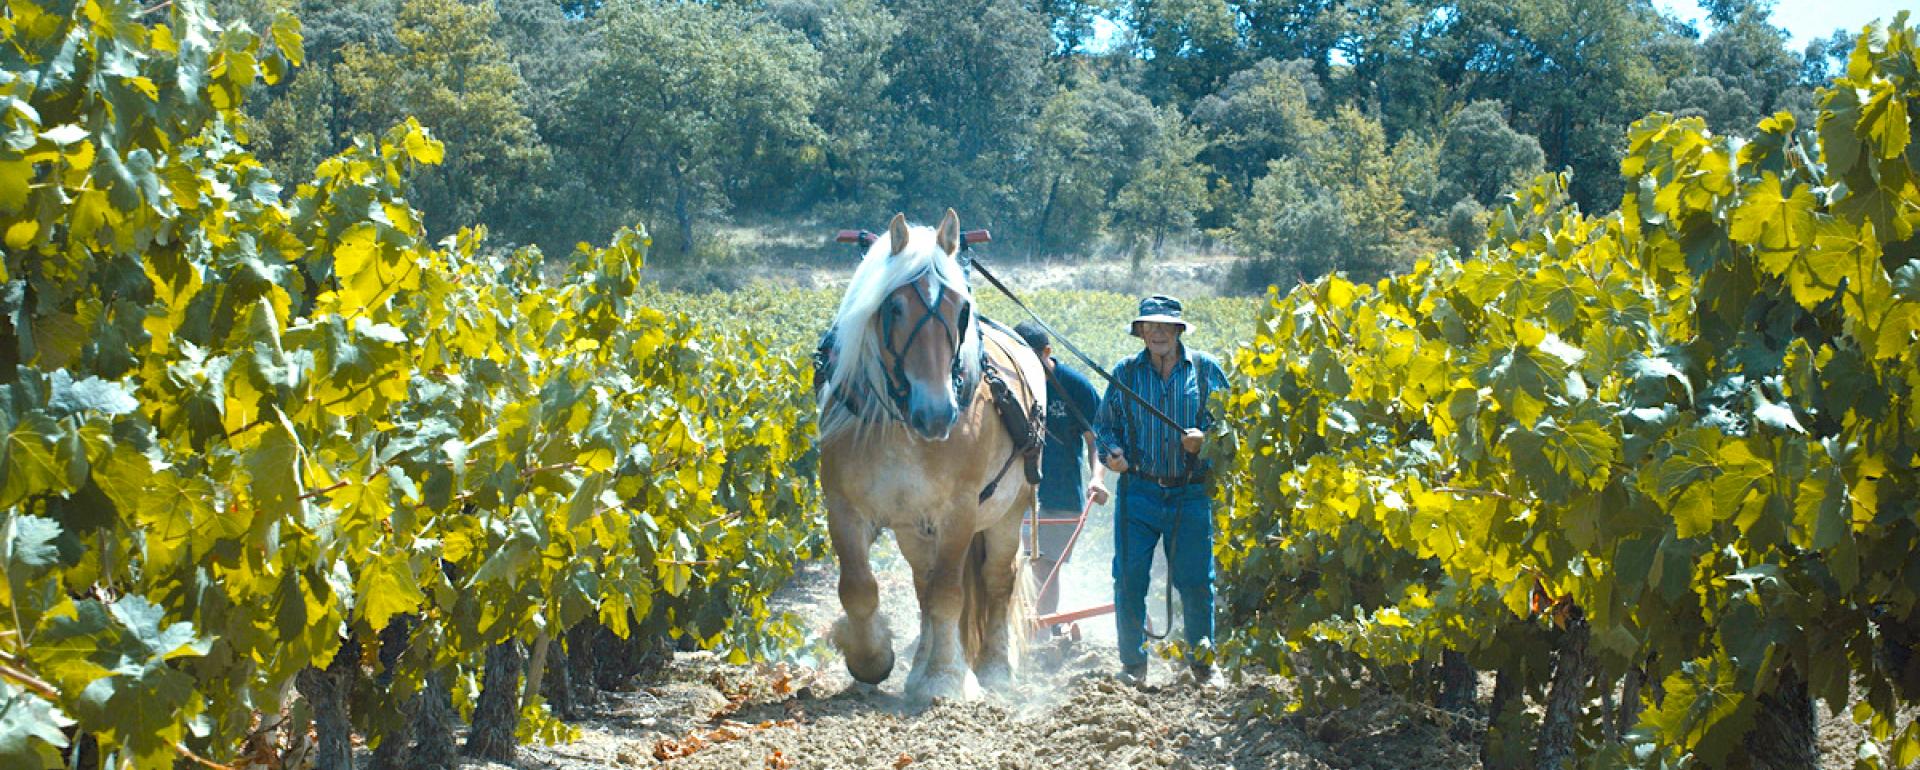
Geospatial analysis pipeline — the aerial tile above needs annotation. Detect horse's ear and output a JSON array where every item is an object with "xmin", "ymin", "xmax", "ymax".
[
  {"xmin": 888, "ymin": 213, "xmax": 910, "ymax": 256},
  {"xmin": 936, "ymin": 208, "xmax": 960, "ymax": 255}
]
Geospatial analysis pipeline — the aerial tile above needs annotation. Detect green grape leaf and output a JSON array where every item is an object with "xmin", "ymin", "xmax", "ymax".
[
  {"xmin": 2, "ymin": 513, "xmax": 61, "ymax": 570},
  {"xmin": 134, "ymin": 468, "xmax": 235, "ymax": 570},
  {"xmin": 1893, "ymin": 260, "xmax": 1920, "ymax": 300},
  {"xmin": 39, "ymin": 124, "xmax": 87, "ymax": 146},
  {"xmin": 355, "ymin": 552, "xmax": 426, "ymax": 631},
  {"xmin": 0, "ymin": 680, "xmax": 70, "ymax": 767},
  {"xmin": 1670, "ymin": 482, "xmax": 1718, "ymax": 539},
  {"xmin": 1857, "ymin": 81, "xmax": 1911, "ymax": 160},
  {"xmin": 1748, "ymin": 389, "xmax": 1805, "ymax": 434},
  {"xmin": 1643, "ymin": 656, "xmax": 1754, "ymax": 765},
  {"xmin": 0, "ymin": 158, "xmax": 30, "ymax": 213},
  {"xmin": 1817, "ymin": 84, "xmax": 1863, "ymax": 175},
  {"xmin": 106, "ymin": 594, "xmax": 209, "ymax": 662},
  {"xmin": 244, "ymin": 412, "xmax": 305, "ymax": 524},
  {"xmin": 0, "ymin": 413, "xmax": 74, "ymax": 508},
  {"xmin": 1731, "ymin": 173, "xmax": 1815, "ymax": 253},
  {"xmin": 46, "ymin": 372, "xmax": 139, "ymax": 418}
]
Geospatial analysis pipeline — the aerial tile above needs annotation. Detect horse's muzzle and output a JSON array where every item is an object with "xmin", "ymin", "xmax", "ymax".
[{"xmin": 907, "ymin": 398, "xmax": 958, "ymax": 441}]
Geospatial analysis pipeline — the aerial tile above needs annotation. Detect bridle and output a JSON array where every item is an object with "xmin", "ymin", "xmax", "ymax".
[
  {"xmin": 819, "ymin": 222, "xmax": 1042, "ymax": 504},
  {"xmin": 879, "ymin": 266, "xmax": 977, "ymax": 418}
]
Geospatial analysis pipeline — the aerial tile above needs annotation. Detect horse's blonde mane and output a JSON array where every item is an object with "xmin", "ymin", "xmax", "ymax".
[{"xmin": 818, "ymin": 223, "xmax": 981, "ymax": 441}]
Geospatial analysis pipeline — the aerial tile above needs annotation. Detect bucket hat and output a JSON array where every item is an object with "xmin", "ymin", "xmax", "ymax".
[{"xmin": 1129, "ymin": 294, "xmax": 1189, "ymax": 337}]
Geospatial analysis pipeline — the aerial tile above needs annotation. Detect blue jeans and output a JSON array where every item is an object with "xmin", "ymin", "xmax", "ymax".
[{"xmin": 1112, "ymin": 476, "xmax": 1215, "ymax": 668}]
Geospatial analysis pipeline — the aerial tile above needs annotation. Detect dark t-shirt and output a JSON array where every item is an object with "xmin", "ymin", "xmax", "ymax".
[{"xmin": 1038, "ymin": 360, "xmax": 1103, "ymax": 512}]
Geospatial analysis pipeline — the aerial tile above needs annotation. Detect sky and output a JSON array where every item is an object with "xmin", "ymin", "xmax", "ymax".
[{"xmin": 1655, "ymin": 0, "xmax": 1910, "ymax": 48}]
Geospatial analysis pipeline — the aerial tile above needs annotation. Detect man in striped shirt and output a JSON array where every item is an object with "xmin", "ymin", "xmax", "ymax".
[{"xmin": 1096, "ymin": 294, "xmax": 1230, "ymax": 687}]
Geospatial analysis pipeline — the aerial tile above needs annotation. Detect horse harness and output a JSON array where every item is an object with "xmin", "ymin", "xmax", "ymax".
[
  {"xmin": 974, "ymin": 325, "xmax": 1045, "ymax": 504},
  {"xmin": 813, "ymin": 311, "xmax": 1044, "ymax": 505},
  {"xmin": 882, "ymin": 266, "xmax": 978, "ymax": 412}
]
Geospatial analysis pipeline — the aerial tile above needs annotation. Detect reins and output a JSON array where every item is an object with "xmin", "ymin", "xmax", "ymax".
[{"xmin": 966, "ymin": 256, "xmax": 1187, "ymax": 435}]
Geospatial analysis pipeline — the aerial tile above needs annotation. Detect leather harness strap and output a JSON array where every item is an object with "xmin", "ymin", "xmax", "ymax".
[
  {"xmin": 813, "ymin": 318, "xmax": 1046, "ymax": 507},
  {"xmin": 975, "ymin": 326, "xmax": 1044, "ymax": 504}
]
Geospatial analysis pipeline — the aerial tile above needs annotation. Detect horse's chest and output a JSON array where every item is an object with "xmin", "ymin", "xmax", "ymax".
[
  {"xmin": 822, "ymin": 430, "xmax": 1012, "ymax": 529},
  {"xmin": 859, "ymin": 453, "xmax": 961, "ymax": 518}
]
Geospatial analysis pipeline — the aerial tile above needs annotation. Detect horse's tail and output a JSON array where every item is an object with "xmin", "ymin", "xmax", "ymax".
[{"xmin": 959, "ymin": 531, "xmax": 1035, "ymax": 670}]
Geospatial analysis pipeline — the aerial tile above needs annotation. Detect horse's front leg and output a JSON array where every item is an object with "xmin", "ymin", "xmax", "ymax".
[
  {"xmin": 827, "ymin": 496, "xmax": 894, "ymax": 685},
  {"xmin": 898, "ymin": 519, "xmax": 974, "ymax": 702},
  {"xmin": 973, "ymin": 500, "xmax": 1030, "ymax": 691}
]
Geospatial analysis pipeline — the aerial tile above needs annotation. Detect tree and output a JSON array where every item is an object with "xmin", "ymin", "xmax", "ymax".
[
  {"xmin": 334, "ymin": 0, "xmax": 550, "ymax": 237},
  {"xmin": 1391, "ymin": 131, "xmax": 1443, "ymax": 220},
  {"xmin": 1126, "ymin": 0, "xmax": 1242, "ymax": 104},
  {"xmin": 1234, "ymin": 158, "xmax": 1351, "ymax": 285},
  {"xmin": 879, "ymin": 0, "xmax": 1054, "ymax": 222},
  {"xmin": 1655, "ymin": 74, "xmax": 1757, "ymax": 131},
  {"xmin": 1697, "ymin": 8, "xmax": 1810, "ymax": 126},
  {"xmin": 1330, "ymin": 0, "xmax": 1458, "ymax": 141},
  {"xmin": 1799, "ymin": 29, "xmax": 1854, "ymax": 86},
  {"xmin": 1234, "ymin": 0, "xmax": 1342, "ymax": 81},
  {"xmin": 1437, "ymin": 100, "xmax": 1545, "ymax": 207},
  {"xmin": 1305, "ymin": 105, "xmax": 1408, "ymax": 275},
  {"xmin": 569, "ymin": 0, "xmax": 822, "ymax": 259},
  {"xmin": 245, "ymin": 0, "xmax": 399, "ymax": 185},
  {"xmin": 1190, "ymin": 58, "xmax": 1324, "ymax": 201},
  {"xmin": 253, "ymin": 57, "xmax": 341, "ymax": 186},
  {"xmin": 490, "ymin": 0, "xmax": 606, "ymax": 249},
  {"xmin": 493, "ymin": 0, "xmax": 601, "ymax": 128},
  {"xmin": 1450, "ymin": 0, "xmax": 1666, "ymax": 209},
  {"xmin": 1444, "ymin": 197, "xmax": 1485, "ymax": 254},
  {"xmin": 767, "ymin": 0, "xmax": 901, "ymax": 214},
  {"xmin": 1112, "ymin": 109, "xmax": 1211, "ymax": 271},
  {"xmin": 1022, "ymin": 71, "xmax": 1160, "ymax": 257},
  {"xmin": 1699, "ymin": 0, "xmax": 1771, "ymax": 26}
]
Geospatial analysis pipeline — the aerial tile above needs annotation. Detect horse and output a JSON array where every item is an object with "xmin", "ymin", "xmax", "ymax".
[{"xmin": 816, "ymin": 209, "xmax": 1043, "ymax": 703}]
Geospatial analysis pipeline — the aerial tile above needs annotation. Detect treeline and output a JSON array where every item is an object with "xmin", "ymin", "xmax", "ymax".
[{"xmin": 220, "ymin": 0, "xmax": 1859, "ymax": 286}]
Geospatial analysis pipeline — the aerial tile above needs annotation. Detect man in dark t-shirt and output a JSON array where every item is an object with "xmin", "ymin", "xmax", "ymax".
[{"xmin": 1014, "ymin": 321, "xmax": 1110, "ymax": 620}]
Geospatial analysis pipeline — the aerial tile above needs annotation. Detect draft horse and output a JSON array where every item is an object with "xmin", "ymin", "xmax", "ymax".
[{"xmin": 816, "ymin": 209, "xmax": 1043, "ymax": 702}]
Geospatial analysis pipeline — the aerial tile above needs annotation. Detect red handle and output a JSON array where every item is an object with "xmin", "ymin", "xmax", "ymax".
[{"xmin": 833, "ymin": 228, "xmax": 990, "ymax": 247}]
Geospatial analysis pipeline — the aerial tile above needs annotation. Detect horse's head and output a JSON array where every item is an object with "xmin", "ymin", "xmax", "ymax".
[
  {"xmin": 880, "ymin": 210, "xmax": 974, "ymax": 439},
  {"xmin": 821, "ymin": 209, "xmax": 979, "ymax": 441}
]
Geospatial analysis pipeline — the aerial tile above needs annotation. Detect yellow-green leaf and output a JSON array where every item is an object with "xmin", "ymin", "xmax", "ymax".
[{"xmin": 356, "ymin": 553, "xmax": 426, "ymax": 631}]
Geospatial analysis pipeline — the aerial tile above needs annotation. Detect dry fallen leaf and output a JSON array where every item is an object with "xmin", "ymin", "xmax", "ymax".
[{"xmin": 651, "ymin": 719, "xmax": 799, "ymax": 761}]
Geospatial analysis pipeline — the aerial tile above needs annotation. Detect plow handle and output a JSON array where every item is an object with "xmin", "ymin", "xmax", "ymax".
[{"xmin": 832, "ymin": 229, "xmax": 991, "ymax": 248}]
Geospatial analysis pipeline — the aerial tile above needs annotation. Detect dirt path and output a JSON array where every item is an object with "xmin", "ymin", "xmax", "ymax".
[
  {"xmin": 464, "ymin": 533, "xmax": 1901, "ymax": 770},
  {"xmin": 465, "ymin": 528, "xmax": 1484, "ymax": 770}
]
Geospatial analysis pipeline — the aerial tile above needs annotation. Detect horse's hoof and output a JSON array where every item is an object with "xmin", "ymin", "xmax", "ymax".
[
  {"xmin": 831, "ymin": 616, "xmax": 895, "ymax": 684},
  {"xmin": 847, "ymin": 647, "xmax": 895, "ymax": 685},
  {"xmin": 906, "ymin": 667, "xmax": 972, "ymax": 704}
]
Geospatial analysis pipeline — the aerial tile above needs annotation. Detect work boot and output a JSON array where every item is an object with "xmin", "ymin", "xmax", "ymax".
[
  {"xmin": 1119, "ymin": 661, "xmax": 1148, "ymax": 687},
  {"xmin": 1187, "ymin": 662, "xmax": 1224, "ymax": 689}
]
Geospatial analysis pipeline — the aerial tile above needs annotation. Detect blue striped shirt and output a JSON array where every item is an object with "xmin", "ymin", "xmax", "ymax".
[{"xmin": 1095, "ymin": 345, "xmax": 1230, "ymax": 480}]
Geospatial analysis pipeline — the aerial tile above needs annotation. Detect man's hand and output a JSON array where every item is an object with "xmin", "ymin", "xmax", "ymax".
[
  {"xmin": 1181, "ymin": 428, "xmax": 1204, "ymax": 454},
  {"xmin": 1088, "ymin": 477, "xmax": 1111, "ymax": 505},
  {"xmin": 1103, "ymin": 447, "xmax": 1129, "ymax": 474}
]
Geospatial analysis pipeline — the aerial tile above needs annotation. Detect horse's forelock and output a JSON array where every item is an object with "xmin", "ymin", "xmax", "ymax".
[{"xmin": 819, "ymin": 224, "xmax": 980, "ymax": 440}]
